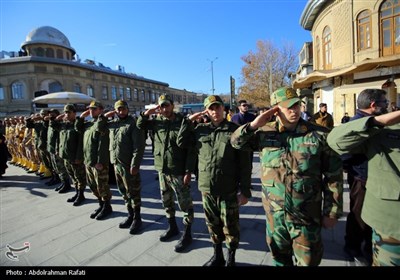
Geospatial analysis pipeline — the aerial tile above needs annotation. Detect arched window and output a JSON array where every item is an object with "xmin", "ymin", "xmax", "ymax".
[
  {"xmin": 111, "ymin": 86, "xmax": 117, "ymax": 100},
  {"xmin": 56, "ymin": 49, "xmax": 63, "ymax": 59},
  {"xmin": 46, "ymin": 48, "xmax": 55, "ymax": 58},
  {"xmin": 119, "ymin": 86, "xmax": 124, "ymax": 100},
  {"xmin": 74, "ymin": 83, "xmax": 81, "ymax": 93},
  {"xmin": 315, "ymin": 36, "xmax": 320, "ymax": 70},
  {"xmin": 36, "ymin": 47, "xmax": 44, "ymax": 57},
  {"xmin": 133, "ymin": 88, "xmax": 138, "ymax": 101},
  {"xmin": 87, "ymin": 85, "xmax": 94, "ymax": 97},
  {"xmin": 358, "ymin": 10, "xmax": 372, "ymax": 51},
  {"xmin": 322, "ymin": 26, "xmax": 332, "ymax": 70},
  {"xmin": 11, "ymin": 81, "xmax": 25, "ymax": 100},
  {"xmin": 102, "ymin": 85, "xmax": 108, "ymax": 100},
  {"xmin": 380, "ymin": 0, "xmax": 400, "ymax": 56},
  {"xmin": 0, "ymin": 84, "xmax": 4, "ymax": 100},
  {"xmin": 126, "ymin": 87, "xmax": 132, "ymax": 101}
]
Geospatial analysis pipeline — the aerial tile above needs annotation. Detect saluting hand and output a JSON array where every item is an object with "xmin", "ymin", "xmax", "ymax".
[
  {"xmin": 80, "ymin": 109, "xmax": 90, "ymax": 118},
  {"xmin": 104, "ymin": 110, "xmax": 116, "ymax": 118},
  {"xmin": 144, "ymin": 105, "xmax": 160, "ymax": 117},
  {"xmin": 249, "ymin": 106, "xmax": 279, "ymax": 130},
  {"xmin": 188, "ymin": 110, "xmax": 206, "ymax": 122}
]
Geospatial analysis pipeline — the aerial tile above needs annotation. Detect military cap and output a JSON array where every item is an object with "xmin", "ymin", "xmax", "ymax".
[
  {"xmin": 88, "ymin": 100, "xmax": 104, "ymax": 109},
  {"xmin": 203, "ymin": 95, "xmax": 224, "ymax": 109},
  {"xmin": 64, "ymin": 104, "xmax": 76, "ymax": 112},
  {"xmin": 49, "ymin": 108, "xmax": 60, "ymax": 115},
  {"xmin": 114, "ymin": 100, "xmax": 128, "ymax": 110},
  {"xmin": 270, "ymin": 87, "xmax": 300, "ymax": 108},
  {"xmin": 39, "ymin": 109, "xmax": 49, "ymax": 116},
  {"xmin": 158, "ymin": 94, "xmax": 173, "ymax": 105}
]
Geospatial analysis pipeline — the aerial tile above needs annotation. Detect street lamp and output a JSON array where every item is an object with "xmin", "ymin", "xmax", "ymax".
[{"xmin": 208, "ymin": 57, "xmax": 218, "ymax": 94}]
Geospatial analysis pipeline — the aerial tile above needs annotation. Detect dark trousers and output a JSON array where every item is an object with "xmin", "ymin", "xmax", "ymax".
[{"xmin": 345, "ymin": 176, "xmax": 372, "ymax": 255}]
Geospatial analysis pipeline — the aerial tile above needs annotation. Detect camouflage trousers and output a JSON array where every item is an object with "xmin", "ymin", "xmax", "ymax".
[
  {"xmin": 372, "ymin": 228, "xmax": 400, "ymax": 266},
  {"xmin": 86, "ymin": 165, "xmax": 111, "ymax": 201},
  {"xmin": 64, "ymin": 160, "xmax": 86, "ymax": 191},
  {"xmin": 114, "ymin": 163, "xmax": 141, "ymax": 208},
  {"xmin": 50, "ymin": 153, "xmax": 68, "ymax": 181},
  {"xmin": 262, "ymin": 195, "xmax": 323, "ymax": 266},
  {"xmin": 158, "ymin": 172, "xmax": 194, "ymax": 225},
  {"xmin": 38, "ymin": 149, "xmax": 52, "ymax": 170},
  {"xmin": 201, "ymin": 192, "xmax": 240, "ymax": 250}
]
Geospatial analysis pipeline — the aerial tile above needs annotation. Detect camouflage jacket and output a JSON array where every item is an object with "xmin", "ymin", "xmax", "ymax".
[
  {"xmin": 137, "ymin": 112, "xmax": 194, "ymax": 175},
  {"xmin": 177, "ymin": 118, "xmax": 252, "ymax": 199},
  {"xmin": 231, "ymin": 118, "xmax": 343, "ymax": 225},
  {"xmin": 107, "ymin": 115, "xmax": 145, "ymax": 169}
]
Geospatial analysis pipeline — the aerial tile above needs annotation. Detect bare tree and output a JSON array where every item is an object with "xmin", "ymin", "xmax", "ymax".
[{"xmin": 238, "ymin": 40, "xmax": 298, "ymax": 108}]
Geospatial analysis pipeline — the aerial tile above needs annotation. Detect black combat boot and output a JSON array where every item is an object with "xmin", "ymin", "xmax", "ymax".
[
  {"xmin": 225, "ymin": 249, "xmax": 236, "ymax": 266},
  {"xmin": 174, "ymin": 223, "xmax": 192, "ymax": 252},
  {"xmin": 72, "ymin": 189, "xmax": 85, "ymax": 206},
  {"xmin": 67, "ymin": 188, "xmax": 78, "ymax": 203},
  {"xmin": 45, "ymin": 174, "xmax": 56, "ymax": 186},
  {"xmin": 90, "ymin": 200, "xmax": 104, "ymax": 219},
  {"xmin": 58, "ymin": 179, "xmax": 72, "ymax": 193},
  {"xmin": 96, "ymin": 200, "xmax": 113, "ymax": 220},
  {"xmin": 129, "ymin": 207, "xmax": 142, "ymax": 234},
  {"xmin": 48, "ymin": 175, "xmax": 61, "ymax": 186},
  {"xmin": 54, "ymin": 181, "xmax": 65, "ymax": 191},
  {"xmin": 119, "ymin": 205, "xmax": 134, "ymax": 228},
  {"xmin": 203, "ymin": 243, "xmax": 225, "ymax": 266},
  {"xmin": 159, "ymin": 217, "xmax": 179, "ymax": 241}
]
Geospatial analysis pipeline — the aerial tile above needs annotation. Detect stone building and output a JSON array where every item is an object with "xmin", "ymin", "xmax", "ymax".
[
  {"xmin": 294, "ymin": 0, "xmax": 400, "ymax": 125},
  {"xmin": 0, "ymin": 26, "xmax": 204, "ymax": 116}
]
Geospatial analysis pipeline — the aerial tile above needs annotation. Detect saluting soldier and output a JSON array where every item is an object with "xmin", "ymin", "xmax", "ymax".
[
  {"xmin": 231, "ymin": 87, "xmax": 343, "ymax": 266},
  {"xmin": 76, "ymin": 101, "xmax": 112, "ymax": 220},
  {"xmin": 54, "ymin": 104, "xmax": 87, "ymax": 206},
  {"xmin": 104, "ymin": 100, "xmax": 145, "ymax": 234},
  {"xmin": 177, "ymin": 95, "xmax": 252, "ymax": 266},
  {"xmin": 137, "ymin": 94, "xmax": 195, "ymax": 253}
]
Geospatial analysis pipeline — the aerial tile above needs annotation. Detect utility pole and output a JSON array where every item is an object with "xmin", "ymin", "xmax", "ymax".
[{"xmin": 208, "ymin": 57, "xmax": 218, "ymax": 94}]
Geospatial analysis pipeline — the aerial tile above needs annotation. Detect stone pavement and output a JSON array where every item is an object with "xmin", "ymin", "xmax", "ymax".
[{"xmin": 1, "ymin": 144, "xmax": 358, "ymax": 268}]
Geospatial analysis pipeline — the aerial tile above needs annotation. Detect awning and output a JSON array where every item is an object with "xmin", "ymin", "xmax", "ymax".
[
  {"xmin": 293, "ymin": 55, "xmax": 400, "ymax": 89},
  {"xmin": 336, "ymin": 81, "xmax": 384, "ymax": 94}
]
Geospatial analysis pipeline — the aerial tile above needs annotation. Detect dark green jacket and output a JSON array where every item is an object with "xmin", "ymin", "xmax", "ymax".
[
  {"xmin": 327, "ymin": 117, "xmax": 400, "ymax": 240},
  {"xmin": 178, "ymin": 118, "xmax": 252, "ymax": 199},
  {"xmin": 51, "ymin": 119, "xmax": 84, "ymax": 162},
  {"xmin": 26, "ymin": 119, "xmax": 48, "ymax": 151},
  {"xmin": 46, "ymin": 118, "xmax": 59, "ymax": 154},
  {"xmin": 137, "ymin": 112, "xmax": 194, "ymax": 175},
  {"xmin": 108, "ymin": 115, "xmax": 145, "ymax": 168},
  {"xmin": 76, "ymin": 115, "xmax": 109, "ymax": 167}
]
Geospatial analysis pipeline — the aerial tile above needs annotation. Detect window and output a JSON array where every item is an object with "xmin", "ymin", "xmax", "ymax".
[
  {"xmin": 56, "ymin": 49, "xmax": 63, "ymax": 59},
  {"xmin": 111, "ymin": 86, "xmax": 117, "ymax": 100},
  {"xmin": 133, "ymin": 88, "xmax": 138, "ymax": 101},
  {"xmin": 119, "ymin": 86, "xmax": 124, "ymax": 100},
  {"xmin": 358, "ymin": 10, "xmax": 372, "ymax": 51},
  {"xmin": 322, "ymin": 26, "xmax": 332, "ymax": 70},
  {"xmin": 315, "ymin": 36, "xmax": 320, "ymax": 70},
  {"xmin": 141, "ymin": 89, "xmax": 145, "ymax": 102},
  {"xmin": 0, "ymin": 84, "xmax": 4, "ymax": 100},
  {"xmin": 11, "ymin": 81, "xmax": 25, "ymax": 100},
  {"xmin": 46, "ymin": 48, "xmax": 54, "ymax": 58},
  {"xmin": 87, "ymin": 85, "xmax": 94, "ymax": 97},
  {"xmin": 74, "ymin": 83, "xmax": 81, "ymax": 93},
  {"xmin": 380, "ymin": 0, "xmax": 400, "ymax": 56},
  {"xmin": 102, "ymin": 85, "xmax": 108, "ymax": 100},
  {"xmin": 126, "ymin": 87, "xmax": 132, "ymax": 101}
]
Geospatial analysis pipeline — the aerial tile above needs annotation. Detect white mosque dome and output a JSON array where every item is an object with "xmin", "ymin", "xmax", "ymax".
[{"xmin": 21, "ymin": 26, "xmax": 75, "ymax": 54}]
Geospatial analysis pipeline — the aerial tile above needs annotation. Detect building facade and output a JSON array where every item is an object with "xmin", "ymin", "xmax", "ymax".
[
  {"xmin": 0, "ymin": 26, "xmax": 204, "ymax": 116},
  {"xmin": 294, "ymin": 0, "xmax": 400, "ymax": 124}
]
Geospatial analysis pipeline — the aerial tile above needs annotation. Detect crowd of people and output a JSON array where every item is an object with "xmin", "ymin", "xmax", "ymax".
[{"xmin": 1, "ymin": 88, "xmax": 399, "ymax": 267}]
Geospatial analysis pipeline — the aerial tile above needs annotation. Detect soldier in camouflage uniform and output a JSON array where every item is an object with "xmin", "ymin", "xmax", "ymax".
[
  {"xmin": 45, "ymin": 109, "xmax": 71, "ymax": 193},
  {"xmin": 104, "ymin": 100, "xmax": 145, "ymax": 234},
  {"xmin": 76, "ymin": 101, "xmax": 112, "ymax": 220},
  {"xmin": 328, "ymin": 109, "xmax": 400, "ymax": 266},
  {"xmin": 53, "ymin": 104, "xmax": 87, "ymax": 206},
  {"xmin": 137, "ymin": 94, "xmax": 195, "ymax": 253},
  {"xmin": 231, "ymin": 87, "xmax": 343, "ymax": 266},
  {"xmin": 177, "ymin": 95, "xmax": 252, "ymax": 266}
]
